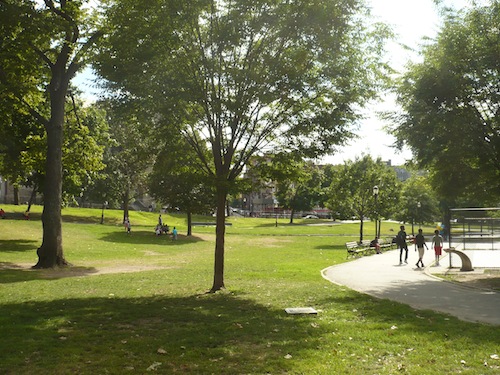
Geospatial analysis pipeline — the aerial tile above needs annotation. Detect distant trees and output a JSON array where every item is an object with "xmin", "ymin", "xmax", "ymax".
[
  {"xmin": 392, "ymin": 1, "xmax": 500, "ymax": 205},
  {"xmin": 149, "ymin": 136, "xmax": 216, "ymax": 236},
  {"xmin": 325, "ymin": 155, "xmax": 401, "ymax": 242}
]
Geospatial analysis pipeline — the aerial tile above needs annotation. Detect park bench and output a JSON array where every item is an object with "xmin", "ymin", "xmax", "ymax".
[
  {"xmin": 345, "ymin": 241, "xmax": 372, "ymax": 258},
  {"xmin": 379, "ymin": 237, "xmax": 396, "ymax": 250}
]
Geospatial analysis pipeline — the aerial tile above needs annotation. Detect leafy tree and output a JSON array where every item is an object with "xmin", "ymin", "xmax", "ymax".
[
  {"xmin": 97, "ymin": 100, "xmax": 159, "ymax": 222},
  {"xmin": 149, "ymin": 136, "xmax": 216, "ymax": 236},
  {"xmin": 392, "ymin": 175, "xmax": 440, "ymax": 234},
  {"xmin": 326, "ymin": 155, "xmax": 401, "ymax": 242},
  {"xmin": 258, "ymin": 153, "xmax": 323, "ymax": 224},
  {"xmin": 97, "ymin": 0, "xmax": 391, "ymax": 292},
  {"xmin": 0, "ymin": 0, "xmax": 103, "ymax": 268},
  {"xmin": 391, "ymin": 2, "xmax": 500, "ymax": 205}
]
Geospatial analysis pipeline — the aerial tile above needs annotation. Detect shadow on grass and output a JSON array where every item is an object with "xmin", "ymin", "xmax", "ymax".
[
  {"xmin": 0, "ymin": 264, "xmax": 102, "ymax": 284},
  {"xmin": 0, "ymin": 293, "xmax": 319, "ymax": 374},
  {"xmin": 99, "ymin": 230, "xmax": 206, "ymax": 246},
  {"xmin": 0, "ymin": 238, "xmax": 38, "ymax": 253}
]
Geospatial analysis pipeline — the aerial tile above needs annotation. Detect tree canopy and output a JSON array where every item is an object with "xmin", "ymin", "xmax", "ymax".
[
  {"xmin": 392, "ymin": 1, "xmax": 500, "ymax": 205},
  {"xmin": 326, "ymin": 155, "xmax": 401, "ymax": 242},
  {"xmin": 96, "ymin": 0, "xmax": 392, "ymax": 291}
]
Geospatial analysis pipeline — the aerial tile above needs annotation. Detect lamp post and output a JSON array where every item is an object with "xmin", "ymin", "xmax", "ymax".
[
  {"xmin": 373, "ymin": 186, "xmax": 379, "ymax": 238},
  {"xmin": 100, "ymin": 200, "xmax": 108, "ymax": 224},
  {"xmin": 274, "ymin": 199, "xmax": 278, "ymax": 228},
  {"xmin": 417, "ymin": 201, "xmax": 421, "ymax": 229}
]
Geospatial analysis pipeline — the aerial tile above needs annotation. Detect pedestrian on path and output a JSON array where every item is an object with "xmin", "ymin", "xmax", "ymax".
[
  {"xmin": 397, "ymin": 225, "xmax": 408, "ymax": 265},
  {"xmin": 172, "ymin": 227, "xmax": 178, "ymax": 240},
  {"xmin": 415, "ymin": 228, "xmax": 428, "ymax": 268},
  {"xmin": 431, "ymin": 229, "xmax": 444, "ymax": 266}
]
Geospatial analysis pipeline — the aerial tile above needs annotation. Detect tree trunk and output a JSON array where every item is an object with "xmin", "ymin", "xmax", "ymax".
[
  {"xmin": 13, "ymin": 185, "xmax": 19, "ymax": 205},
  {"xmin": 122, "ymin": 186, "xmax": 130, "ymax": 223},
  {"xmin": 359, "ymin": 218, "xmax": 364, "ymax": 243},
  {"xmin": 187, "ymin": 211, "xmax": 192, "ymax": 236},
  {"xmin": 289, "ymin": 208, "xmax": 295, "ymax": 224},
  {"xmin": 34, "ymin": 78, "xmax": 67, "ymax": 268},
  {"xmin": 210, "ymin": 188, "xmax": 227, "ymax": 292},
  {"xmin": 26, "ymin": 186, "xmax": 37, "ymax": 213}
]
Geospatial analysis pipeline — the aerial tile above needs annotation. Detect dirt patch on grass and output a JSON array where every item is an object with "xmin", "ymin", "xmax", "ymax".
[{"xmin": 437, "ymin": 269, "xmax": 500, "ymax": 292}]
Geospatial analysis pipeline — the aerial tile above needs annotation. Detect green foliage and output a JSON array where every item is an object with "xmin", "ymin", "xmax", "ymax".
[
  {"xmin": 393, "ymin": 175, "xmax": 441, "ymax": 225},
  {"xmin": 257, "ymin": 153, "xmax": 326, "ymax": 220},
  {"xmin": 392, "ymin": 2, "xmax": 500, "ymax": 204},
  {"xmin": 325, "ymin": 155, "xmax": 401, "ymax": 240},
  {"xmin": 149, "ymin": 134, "xmax": 216, "ymax": 217}
]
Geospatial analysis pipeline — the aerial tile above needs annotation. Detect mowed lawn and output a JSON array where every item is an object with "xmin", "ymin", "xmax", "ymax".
[{"xmin": 0, "ymin": 205, "xmax": 499, "ymax": 374}]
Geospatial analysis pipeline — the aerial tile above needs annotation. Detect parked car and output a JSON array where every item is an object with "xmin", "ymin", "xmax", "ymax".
[{"xmin": 303, "ymin": 214, "xmax": 319, "ymax": 219}]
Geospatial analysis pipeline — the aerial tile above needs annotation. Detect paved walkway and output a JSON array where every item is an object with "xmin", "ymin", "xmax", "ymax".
[{"xmin": 321, "ymin": 249, "xmax": 500, "ymax": 325}]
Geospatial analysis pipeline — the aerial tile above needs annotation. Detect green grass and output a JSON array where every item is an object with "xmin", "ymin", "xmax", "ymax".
[{"xmin": 0, "ymin": 205, "xmax": 498, "ymax": 374}]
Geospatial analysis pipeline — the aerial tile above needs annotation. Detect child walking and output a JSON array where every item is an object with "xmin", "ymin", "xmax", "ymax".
[{"xmin": 431, "ymin": 229, "xmax": 444, "ymax": 266}]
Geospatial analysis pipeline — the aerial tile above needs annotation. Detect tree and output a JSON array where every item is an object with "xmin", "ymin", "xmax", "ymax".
[
  {"xmin": 391, "ymin": 2, "xmax": 500, "ymax": 205},
  {"xmin": 326, "ymin": 155, "xmax": 400, "ymax": 242},
  {"xmin": 0, "ymin": 0, "xmax": 103, "ymax": 268},
  {"xmin": 392, "ymin": 175, "xmax": 440, "ymax": 234},
  {"xmin": 149, "ymin": 136, "xmax": 216, "ymax": 236},
  {"xmin": 258, "ymin": 153, "xmax": 323, "ymax": 224},
  {"xmin": 97, "ymin": 0, "xmax": 391, "ymax": 291},
  {"xmin": 0, "ymin": 96, "xmax": 107, "ymax": 210},
  {"xmin": 98, "ymin": 99, "xmax": 159, "ymax": 222}
]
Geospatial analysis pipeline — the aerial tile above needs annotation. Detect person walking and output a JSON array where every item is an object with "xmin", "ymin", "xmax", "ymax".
[
  {"xmin": 172, "ymin": 227, "xmax": 178, "ymax": 240},
  {"xmin": 397, "ymin": 225, "xmax": 408, "ymax": 265},
  {"xmin": 415, "ymin": 228, "xmax": 428, "ymax": 268},
  {"xmin": 431, "ymin": 229, "xmax": 444, "ymax": 266}
]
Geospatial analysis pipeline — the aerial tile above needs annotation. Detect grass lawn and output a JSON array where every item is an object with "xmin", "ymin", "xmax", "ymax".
[{"xmin": 0, "ymin": 205, "xmax": 499, "ymax": 374}]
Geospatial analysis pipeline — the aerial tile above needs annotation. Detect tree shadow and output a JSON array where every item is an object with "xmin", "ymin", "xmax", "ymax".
[
  {"xmin": 0, "ymin": 263, "xmax": 100, "ymax": 283},
  {"xmin": 0, "ymin": 238, "xmax": 38, "ymax": 253},
  {"xmin": 99, "ymin": 230, "xmax": 206, "ymax": 245},
  {"xmin": 0, "ymin": 293, "xmax": 322, "ymax": 374}
]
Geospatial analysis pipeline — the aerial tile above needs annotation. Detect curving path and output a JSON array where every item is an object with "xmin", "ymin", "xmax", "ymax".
[{"xmin": 321, "ymin": 249, "xmax": 500, "ymax": 325}]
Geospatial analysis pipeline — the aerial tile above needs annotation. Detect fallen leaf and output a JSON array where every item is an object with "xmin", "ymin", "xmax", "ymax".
[
  {"xmin": 284, "ymin": 354, "xmax": 292, "ymax": 359},
  {"xmin": 491, "ymin": 354, "xmax": 499, "ymax": 360},
  {"xmin": 146, "ymin": 362, "xmax": 162, "ymax": 371},
  {"xmin": 157, "ymin": 348, "xmax": 167, "ymax": 354}
]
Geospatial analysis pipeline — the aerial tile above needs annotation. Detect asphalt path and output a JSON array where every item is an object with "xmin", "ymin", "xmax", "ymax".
[{"xmin": 321, "ymin": 249, "xmax": 500, "ymax": 326}]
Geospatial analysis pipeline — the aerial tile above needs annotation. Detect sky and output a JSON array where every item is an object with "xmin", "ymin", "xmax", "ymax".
[{"xmin": 74, "ymin": 0, "xmax": 472, "ymax": 166}]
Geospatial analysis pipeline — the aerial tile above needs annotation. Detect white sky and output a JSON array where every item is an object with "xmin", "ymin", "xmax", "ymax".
[{"xmin": 74, "ymin": 0, "xmax": 473, "ymax": 166}]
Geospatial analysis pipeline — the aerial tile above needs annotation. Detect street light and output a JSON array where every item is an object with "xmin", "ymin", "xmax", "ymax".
[
  {"xmin": 373, "ymin": 186, "xmax": 379, "ymax": 238},
  {"xmin": 417, "ymin": 201, "xmax": 421, "ymax": 229},
  {"xmin": 274, "ymin": 199, "xmax": 278, "ymax": 228},
  {"xmin": 100, "ymin": 200, "xmax": 108, "ymax": 224}
]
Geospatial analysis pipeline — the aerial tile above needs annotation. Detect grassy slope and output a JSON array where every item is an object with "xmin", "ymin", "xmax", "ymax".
[{"xmin": 0, "ymin": 205, "xmax": 498, "ymax": 374}]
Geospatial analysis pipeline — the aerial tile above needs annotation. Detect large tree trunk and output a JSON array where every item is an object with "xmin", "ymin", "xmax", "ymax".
[
  {"xmin": 210, "ymin": 188, "xmax": 227, "ymax": 292},
  {"xmin": 34, "ymin": 77, "xmax": 67, "ymax": 268}
]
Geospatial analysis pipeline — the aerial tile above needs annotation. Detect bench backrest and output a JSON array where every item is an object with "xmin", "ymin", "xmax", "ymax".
[{"xmin": 345, "ymin": 241, "xmax": 358, "ymax": 249}]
